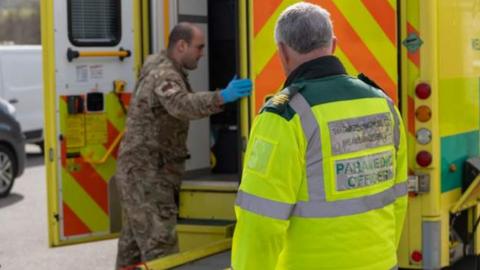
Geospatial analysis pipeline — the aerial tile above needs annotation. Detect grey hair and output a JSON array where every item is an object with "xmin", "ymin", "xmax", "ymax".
[{"xmin": 274, "ymin": 2, "xmax": 333, "ymax": 54}]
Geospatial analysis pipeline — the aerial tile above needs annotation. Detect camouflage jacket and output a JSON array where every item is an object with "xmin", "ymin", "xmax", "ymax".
[{"xmin": 117, "ymin": 51, "xmax": 223, "ymax": 172}]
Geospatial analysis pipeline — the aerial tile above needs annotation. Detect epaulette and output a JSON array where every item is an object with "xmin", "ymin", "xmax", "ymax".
[{"xmin": 260, "ymin": 84, "xmax": 303, "ymax": 114}]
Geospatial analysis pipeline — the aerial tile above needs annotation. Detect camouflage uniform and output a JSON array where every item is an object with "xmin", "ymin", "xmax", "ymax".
[{"xmin": 115, "ymin": 51, "xmax": 223, "ymax": 269}]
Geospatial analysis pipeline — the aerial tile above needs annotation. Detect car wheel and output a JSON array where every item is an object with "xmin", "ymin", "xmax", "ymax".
[{"xmin": 0, "ymin": 145, "xmax": 17, "ymax": 198}]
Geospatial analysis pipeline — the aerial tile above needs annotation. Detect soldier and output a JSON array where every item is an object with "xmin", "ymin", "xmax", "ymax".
[{"xmin": 115, "ymin": 22, "xmax": 252, "ymax": 269}]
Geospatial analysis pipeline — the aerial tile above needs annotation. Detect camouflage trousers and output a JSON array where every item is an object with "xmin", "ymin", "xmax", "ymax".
[{"xmin": 115, "ymin": 161, "xmax": 185, "ymax": 270}]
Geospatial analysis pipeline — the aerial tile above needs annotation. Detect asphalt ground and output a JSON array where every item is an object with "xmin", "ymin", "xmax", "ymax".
[{"xmin": 0, "ymin": 145, "xmax": 229, "ymax": 270}]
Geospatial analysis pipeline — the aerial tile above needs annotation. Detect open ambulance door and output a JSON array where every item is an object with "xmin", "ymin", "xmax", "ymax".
[{"xmin": 41, "ymin": 0, "xmax": 149, "ymax": 246}]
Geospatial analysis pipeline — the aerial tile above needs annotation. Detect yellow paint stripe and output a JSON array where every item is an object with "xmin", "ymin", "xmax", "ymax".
[
  {"xmin": 59, "ymin": 98, "xmax": 67, "ymax": 132},
  {"xmin": 60, "ymin": 97, "xmax": 118, "ymax": 182},
  {"xmin": 335, "ymin": 1, "xmax": 397, "ymax": 84},
  {"xmin": 388, "ymin": 0, "xmax": 396, "ymax": 9},
  {"xmin": 142, "ymin": 0, "xmax": 150, "ymax": 61},
  {"xmin": 62, "ymin": 169, "xmax": 109, "ymax": 231},
  {"xmin": 42, "ymin": 0, "xmax": 61, "ymax": 247},
  {"xmin": 407, "ymin": 133, "xmax": 417, "ymax": 169},
  {"xmin": 407, "ymin": 60, "xmax": 419, "ymax": 90},
  {"xmin": 335, "ymin": 47, "xmax": 358, "ymax": 76},
  {"xmin": 105, "ymin": 93, "xmax": 126, "ymax": 132},
  {"xmin": 407, "ymin": 0, "xmax": 420, "ymax": 30},
  {"xmin": 82, "ymin": 146, "xmax": 117, "ymax": 182},
  {"xmin": 253, "ymin": 0, "xmax": 299, "ymax": 76},
  {"xmin": 439, "ymin": 78, "xmax": 479, "ymax": 136},
  {"xmin": 164, "ymin": 0, "xmax": 170, "ymax": 48}
]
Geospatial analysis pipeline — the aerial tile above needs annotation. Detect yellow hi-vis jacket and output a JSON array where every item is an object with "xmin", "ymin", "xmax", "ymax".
[{"xmin": 232, "ymin": 56, "xmax": 408, "ymax": 270}]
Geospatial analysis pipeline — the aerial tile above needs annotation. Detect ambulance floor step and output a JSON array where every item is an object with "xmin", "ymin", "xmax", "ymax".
[
  {"xmin": 179, "ymin": 181, "xmax": 238, "ymax": 220},
  {"xmin": 177, "ymin": 219, "xmax": 234, "ymax": 253}
]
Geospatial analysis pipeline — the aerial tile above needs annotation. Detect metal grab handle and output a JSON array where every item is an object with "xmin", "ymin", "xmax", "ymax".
[
  {"xmin": 84, "ymin": 130, "xmax": 125, "ymax": 164},
  {"xmin": 67, "ymin": 47, "xmax": 131, "ymax": 62}
]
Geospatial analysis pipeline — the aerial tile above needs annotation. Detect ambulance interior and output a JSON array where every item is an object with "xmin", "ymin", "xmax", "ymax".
[{"xmin": 152, "ymin": 0, "xmax": 243, "ymax": 183}]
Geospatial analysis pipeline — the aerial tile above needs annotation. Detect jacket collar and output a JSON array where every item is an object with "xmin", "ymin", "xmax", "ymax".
[
  {"xmin": 284, "ymin": 55, "xmax": 347, "ymax": 87},
  {"xmin": 160, "ymin": 50, "xmax": 189, "ymax": 80}
]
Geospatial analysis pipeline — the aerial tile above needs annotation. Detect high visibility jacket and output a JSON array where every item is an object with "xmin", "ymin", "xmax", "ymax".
[{"xmin": 232, "ymin": 56, "xmax": 408, "ymax": 270}]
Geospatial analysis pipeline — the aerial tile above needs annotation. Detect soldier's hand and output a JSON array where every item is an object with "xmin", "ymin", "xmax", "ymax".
[{"xmin": 220, "ymin": 75, "xmax": 253, "ymax": 103}]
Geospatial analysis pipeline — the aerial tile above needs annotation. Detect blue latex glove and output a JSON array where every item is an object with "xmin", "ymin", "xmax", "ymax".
[{"xmin": 220, "ymin": 75, "xmax": 253, "ymax": 103}]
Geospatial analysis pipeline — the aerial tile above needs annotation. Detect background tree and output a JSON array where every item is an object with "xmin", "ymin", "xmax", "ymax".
[{"xmin": 0, "ymin": 0, "xmax": 40, "ymax": 45}]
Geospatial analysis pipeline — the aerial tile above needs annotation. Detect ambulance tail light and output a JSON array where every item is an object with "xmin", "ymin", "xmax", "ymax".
[
  {"xmin": 415, "ymin": 83, "xmax": 431, "ymax": 99},
  {"xmin": 415, "ymin": 105, "xmax": 432, "ymax": 122},
  {"xmin": 416, "ymin": 128, "xmax": 432, "ymax": 145},
  {"xmin": 411, "ymin": 250, "xmax": 423, "ymax": 262},
  {"xmin": 416, "ymin": 151, "xmax": 432, "ymax": 167}
]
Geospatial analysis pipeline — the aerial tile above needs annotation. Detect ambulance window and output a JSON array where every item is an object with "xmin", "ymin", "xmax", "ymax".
[{"xmin": 67, "ymin": 0, "xmax": 121, "ymax": 46}]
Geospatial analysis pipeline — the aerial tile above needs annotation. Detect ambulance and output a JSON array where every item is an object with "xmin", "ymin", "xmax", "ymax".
[{"xmin": 41, "ymin": 0, "xmax": 480, "ymax": 269}]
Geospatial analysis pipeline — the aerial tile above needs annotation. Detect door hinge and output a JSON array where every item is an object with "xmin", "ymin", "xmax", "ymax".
[{"xmin": 408, "ymin": 173, "xmax": 430, "ymax": 194}]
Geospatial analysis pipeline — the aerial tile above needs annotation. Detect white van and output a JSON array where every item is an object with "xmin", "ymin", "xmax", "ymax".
[{"xmin": 0, "ymin": 46, "xmax": 43, "ymax": 148}]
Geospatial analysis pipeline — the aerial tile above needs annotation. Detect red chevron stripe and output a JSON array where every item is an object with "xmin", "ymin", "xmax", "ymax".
[
  {"xmin": 105, "ymin": 120, "xmax": 120, "ymax": 159},
  {"xmin": 361, "ymin": 0, "xmax": 397, "ymax": 45},
  {"xmin": 61, "ymin": 139, "xmax": 67, "ymax": 167},
  {"xmin": 254, "ymin": 0, "xmax": 283, "ymax": 37},
  {"xmin": 407, "ymin": 96, "xmax": 415, "ymax": 135},
  {"xmin": 311, "ymin": 0, "xmax": 397, "ymax": 102},
  {"xmin": 70, "ymin": 158, "xmax": 109, "ymax": 214},
  {"xmin": 120, "ymin": 93, "xmax": 132, "ymax": 109},
  {"xmin": 407, "ymin": 23, "xmax": 420, "ymax": 68},
  {"xmin": 255, "ymin": 51, "xmax": 285, "ymax": 112},
  {"xmin": 63, "ymin": 202, "xmax": 91, "ymax": 236}
]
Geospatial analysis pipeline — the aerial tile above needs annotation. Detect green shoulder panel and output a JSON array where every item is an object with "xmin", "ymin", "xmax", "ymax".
[
  {"xmin": 260, "ymin": 84, "xmax": 303, "ymax": 121},
  {"xmin": 300, "ymin": 75, "xmax": 387, "ymax": 107}
]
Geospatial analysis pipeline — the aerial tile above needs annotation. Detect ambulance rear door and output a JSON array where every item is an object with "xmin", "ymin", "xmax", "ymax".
[
  {"xmin": 42, "ymin": 0, "xmax": 148, "ymax": 246},
  {"xmin": 247, "ymin": 0, "xmax": 399, "ymax": 115}
]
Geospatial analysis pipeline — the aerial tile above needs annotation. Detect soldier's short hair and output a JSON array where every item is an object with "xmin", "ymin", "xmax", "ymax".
[
  {"xmin": 167, "ymin": 22, "xmax": 195, "ymax": 50},
  {"xmin": 274, "ymin": 2, "xmax": 333, "ymax": 54}
]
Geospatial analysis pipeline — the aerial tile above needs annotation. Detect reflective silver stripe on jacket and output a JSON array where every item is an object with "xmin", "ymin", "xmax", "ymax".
[
  {"xmin": 236, "ymin": 190, "xmax": 294, "ymax": 220},
  {"xmin": 236, "ymin": 182, "xmax": 407, "ymax": 219},
  {"xmin": 236, "ymin": 93, "xmax": 406, "ymax": 219},
  {"xmin": 289, "ymin": 93, "xmax": 325, "ymax": 201},
  {"xmin": 292, "ymin": 182, "xmax": 407, "ymax": 218}
]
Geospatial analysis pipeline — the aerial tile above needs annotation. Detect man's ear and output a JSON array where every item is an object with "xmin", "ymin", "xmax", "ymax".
[
  {"xmin": 278, "ymin": 42, "xmax": 289, "ymax": 65},
  {"xmin": 331, "ymin": 37, "xmax": 337, "ymax": 54},
  {"xmin": 177, "ymin": 40, "xmax": 188, "ymax": 53},
  {"xmin": 277, "ymin": 42, "xmax": 290, "ymax": 76}
]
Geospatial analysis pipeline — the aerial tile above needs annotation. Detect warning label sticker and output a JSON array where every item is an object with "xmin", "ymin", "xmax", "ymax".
[{"xmin": 329, "ymin": 113, "xmax": 393, "ymax": 155}]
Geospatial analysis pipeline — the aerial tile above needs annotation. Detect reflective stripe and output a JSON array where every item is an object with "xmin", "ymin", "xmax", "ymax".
[
  {"xmin": 292, "ymin": 182, "xmax": 407, "ymax": 218},
  {"xmin": 235, "ymin": 190, "xmax": 294, "ymax": 220},
  {"xmin": 390, "ymin": 265, "xmax": 399, "ymax": 270},
  {"xmin": 289, "ymin": 93, "xmax": 325, "ymax": 201},
  {"xmin": 387, "ymin": 100, "xmax": 400, "ymax": 152},
  {"xmin": 240, "ymin": 92, "xmax": 406, "ymax": 220},
  {"xmin": 394, "ymin": 181, "xmax": 408, "ymax": 197},
  {"xmin": 236, "ymin": 182, "xmax": 407, "ymax": 219}
]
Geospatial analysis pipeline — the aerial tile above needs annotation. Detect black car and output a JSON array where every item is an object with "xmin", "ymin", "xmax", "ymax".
[{"xmin": 0, "ymin": 98, "xmax": 25, "ymax": 198}]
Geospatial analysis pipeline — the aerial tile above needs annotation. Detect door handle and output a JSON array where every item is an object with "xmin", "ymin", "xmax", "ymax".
[{"xmin": 8, "ymin": 99, "xmax": 18, "ymax": 104}]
